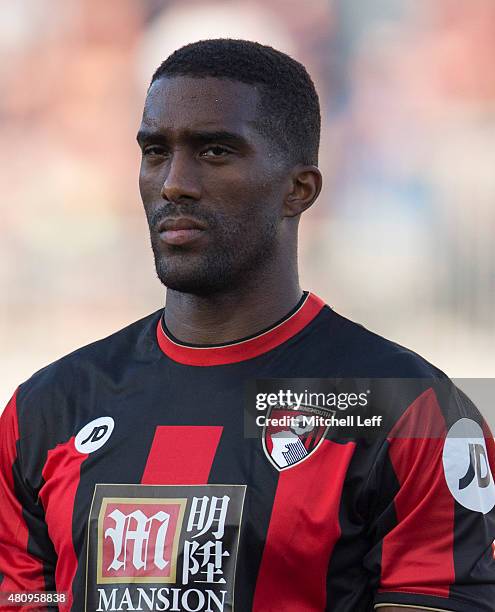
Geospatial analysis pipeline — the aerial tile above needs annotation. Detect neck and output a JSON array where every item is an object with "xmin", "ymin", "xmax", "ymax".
[{"xmin": 164, "ymin": 265, "xmax": 302, "ymax": 346}]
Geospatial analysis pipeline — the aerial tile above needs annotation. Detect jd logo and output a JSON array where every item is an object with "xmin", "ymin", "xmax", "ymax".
[
  {"xmin": 83, "ymin": 426, "xmax": 109, "ymax": 446},
  {"xmin": 458, "ymin": 443, "xmax": 491, "ymax": 490},
  {"xmin": 75, "ymin": 417, "xmax": 115, "ymax": 454},
  {"xmin": 443, "ymin": 418, "xmax": 495, "ymax": 514}
]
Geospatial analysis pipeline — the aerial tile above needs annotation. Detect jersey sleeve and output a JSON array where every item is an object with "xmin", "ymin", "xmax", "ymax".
[
  {"xmin": 0, "ymin": 389, "xmax": 56, "ymax": 608},
  {"xmin": 365, "ymin": 383, "xmax": 495, "ymax": 612}
]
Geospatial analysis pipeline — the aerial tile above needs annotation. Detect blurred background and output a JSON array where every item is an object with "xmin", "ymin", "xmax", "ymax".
[{"xmin": 1, "ymin": 0, "xmax": 495, "ymax": 407}]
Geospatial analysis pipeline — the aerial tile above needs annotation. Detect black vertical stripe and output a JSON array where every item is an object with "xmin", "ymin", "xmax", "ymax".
[
  {"xmin": 70, "ymin": 406, "xmax": 159, "ymax": 608},
  {"xmin": 325, "ymin": 440, "xmax": 400, "ymax": 611},
  {"xmin": 209, "ymin": 436, "xmax": 279, "ymax": 611}
]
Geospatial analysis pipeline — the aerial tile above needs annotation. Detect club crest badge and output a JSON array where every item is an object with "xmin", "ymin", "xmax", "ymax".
[{"xmin": 262, "ymin": 404, "xmax": 334, "ymax": 471}]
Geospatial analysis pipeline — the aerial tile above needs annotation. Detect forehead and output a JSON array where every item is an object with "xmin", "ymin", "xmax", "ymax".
[{"xmin": 141, "ymin": 76, "xmax": 260, "ymax": 135}]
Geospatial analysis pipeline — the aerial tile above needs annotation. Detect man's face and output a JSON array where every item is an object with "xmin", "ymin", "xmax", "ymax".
[{"xmin": 137, "ymin": 76, "xmax": 289, "ymax": 295}]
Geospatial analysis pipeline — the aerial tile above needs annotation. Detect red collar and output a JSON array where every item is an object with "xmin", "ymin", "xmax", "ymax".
[{"xmin": 156, "ymin": 292, "xmax": 325, "ymax": 366}]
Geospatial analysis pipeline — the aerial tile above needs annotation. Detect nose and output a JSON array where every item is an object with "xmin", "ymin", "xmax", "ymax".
[{"xmin": 160, "ymin": 150, "xmax": 201, "ymax": 203}]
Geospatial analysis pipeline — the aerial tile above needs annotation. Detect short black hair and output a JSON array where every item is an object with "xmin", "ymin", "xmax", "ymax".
[{"xmin": 150, "ymin": 39, "xmax": 320, "ymax": 166}]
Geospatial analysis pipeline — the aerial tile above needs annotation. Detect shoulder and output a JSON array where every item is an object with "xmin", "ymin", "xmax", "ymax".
[
  {"xmin": 16, "ymin": 309, "xmax": 163, "ymax": 422},
  {"xmin": 310, "ymin": 306, "xmax": 490, "ymax": 435},
  {"xmin": 311, "ymin": 304, "xmax": 448, "ymax": 379}
]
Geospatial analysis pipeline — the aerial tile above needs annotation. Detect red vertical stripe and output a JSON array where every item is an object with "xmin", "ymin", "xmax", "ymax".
[
  {"xmin": 380, "ymin": 388, "xmax": 454, "ymax": 597},
  {"xmin": 141, "ymin": 426, "xmax": 223, "ymax": 484},
  {"xmin": 39, "ymin": 438, "xmax": 88, "ymax": 612},
  {"xmin": 253, "ymin": 440, "xmax": 356, "ymax": 611},
  {"xmin": 0, "ymin": 390, "xmax": 45, "ymax": 594}
]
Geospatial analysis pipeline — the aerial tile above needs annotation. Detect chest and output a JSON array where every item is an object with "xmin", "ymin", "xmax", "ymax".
[{"xmin": 38, "ymin": 391, "xmax": 358, "ymax": 611}]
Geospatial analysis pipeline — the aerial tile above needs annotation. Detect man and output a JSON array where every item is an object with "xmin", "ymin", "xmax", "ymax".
[{"xmin": 0, "ymin": 39, "xmax": 494, "ymax": 612}]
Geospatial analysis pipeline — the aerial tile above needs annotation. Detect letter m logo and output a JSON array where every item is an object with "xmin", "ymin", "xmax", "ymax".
[{"xmin": 97, "ymin": 498, "xmax": 186, "ymax": 584}]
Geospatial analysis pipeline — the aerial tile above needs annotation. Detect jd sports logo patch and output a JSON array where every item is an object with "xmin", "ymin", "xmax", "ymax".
[
  {"xmin": 443, "ymin": 418, "xmax": 495, "ymax": 514},
  {"xmin": 75, "ymin": 416, "xmax": 115, "ymax": 454}
]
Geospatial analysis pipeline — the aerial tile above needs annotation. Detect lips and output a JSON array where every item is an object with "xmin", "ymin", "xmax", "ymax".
[
  {"xmin": 157, "ymin": 217, "xmax": 207, "ymax": 246},
  {"xmin": 158, "ymin": 217, "xmax": 207, "ymax": 232}
]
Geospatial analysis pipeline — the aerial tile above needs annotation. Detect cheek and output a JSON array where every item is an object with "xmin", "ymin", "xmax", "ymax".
[
  {"xmin": 207, "ymin": 166, "xmax": 281, "ymax": 214},
  {"xmin": 235, "ymin": 174, "xmax": 284, "ymax": 223},
  {"xmin": 139, "ymin": 166, "xmax": 160, "ymax": 207},
  {"xmin": 138, "ymin": 165, "xmax": 147, "ymax": 199},
  {"xmin": 224, "ymin": 190, "xmax": 281, "ymax": 238}
]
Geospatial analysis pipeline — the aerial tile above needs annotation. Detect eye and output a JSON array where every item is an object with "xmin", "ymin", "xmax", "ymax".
[
  {"xmin": 200, "ymin": 146, "xmax": 231, "ymax": 159},
  {"xmin": 143, "ymin": 145, "xmax": 169, "ymax": 157}
]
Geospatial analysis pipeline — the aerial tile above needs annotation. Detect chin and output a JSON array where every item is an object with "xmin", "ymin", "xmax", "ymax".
[
  {"xmin": 155, "ymin": 258, "xmax": 232, "ymax": 296},
  {"xmin": 160, "ymin": 276, "xmax": 231, "ymax": 296},
  {"xmin": 151, "ymin": 237, "xmax": 273, "ymax": 296}
]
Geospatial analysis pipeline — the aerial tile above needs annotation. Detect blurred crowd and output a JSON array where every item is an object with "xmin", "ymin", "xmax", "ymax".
[{"xmin": 1, "ymin": 0, "xmax": 495, "ymax": 406}]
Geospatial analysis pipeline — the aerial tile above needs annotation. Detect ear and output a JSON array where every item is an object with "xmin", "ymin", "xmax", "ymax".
[{"xmin": 283, "ymin": 165, "xmax": 323, "ymax": 218}]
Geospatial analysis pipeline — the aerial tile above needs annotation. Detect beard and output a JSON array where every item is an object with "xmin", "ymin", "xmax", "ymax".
[{"xmin": 147, "ymin": 202, "xmax": 279, "ymax": 296}]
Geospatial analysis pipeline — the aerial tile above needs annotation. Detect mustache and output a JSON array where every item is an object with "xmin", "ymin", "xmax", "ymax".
[{"xmin": 149, "ymin": 204, "xmax": 216, "ymax": 230}]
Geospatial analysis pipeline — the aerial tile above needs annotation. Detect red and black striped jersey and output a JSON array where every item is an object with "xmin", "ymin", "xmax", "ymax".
[{"xmin": 1, "ymin": 292, "xmax": 494, "ymax": 611}]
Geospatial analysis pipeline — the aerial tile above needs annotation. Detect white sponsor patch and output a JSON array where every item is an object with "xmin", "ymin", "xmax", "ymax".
[
  {"xmin": 443, "ymin": 418, "xmax": 495, "ymax": 514},
  {"xmin": 75, "ymin": 416, "xmax": 114, "ymax": 454}
]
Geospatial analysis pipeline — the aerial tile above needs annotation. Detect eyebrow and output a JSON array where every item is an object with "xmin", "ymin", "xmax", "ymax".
[{"xmin": 136, "ymin": 128, "xmax": 250, "ymax": 150}]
